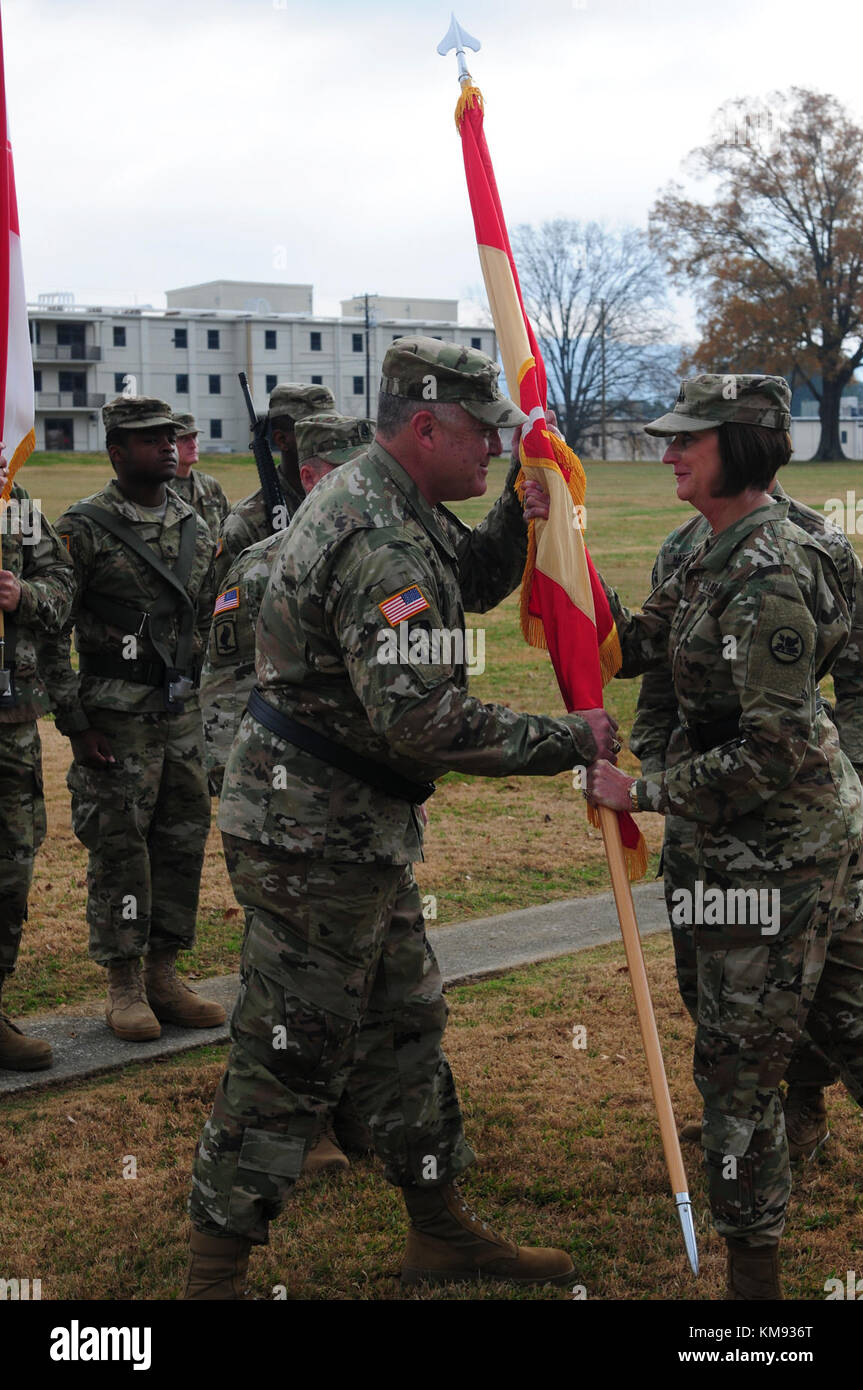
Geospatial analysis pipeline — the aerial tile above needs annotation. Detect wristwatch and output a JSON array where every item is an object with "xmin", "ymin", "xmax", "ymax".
[{"xmin": 628, "ymin": 781, "xmax": 639, "ymax": 812}]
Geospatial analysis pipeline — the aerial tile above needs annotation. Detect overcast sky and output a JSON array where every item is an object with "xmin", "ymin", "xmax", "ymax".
[{"xmin": 6, "ymin": 0, "xmax": 861, "ymax": 338}]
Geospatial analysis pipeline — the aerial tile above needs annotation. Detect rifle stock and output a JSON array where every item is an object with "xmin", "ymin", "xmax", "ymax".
[{"xmin": 238, "ymin": 372, "xmax": 287, "ymax": 533}]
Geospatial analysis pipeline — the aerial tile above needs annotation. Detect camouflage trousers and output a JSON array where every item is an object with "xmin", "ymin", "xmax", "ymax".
[
  {"xmin": 663, "ymin": 823, "xmax": 841, "ymax": 1089},
  {"xmin": 0, "ymin": 720, "xmax": 46, "ymax": 979},
  {"xmin": 669, "ymin": 846, "xmax": 863, "ymax": 1246},
  {"xmin": 66, "ymin": 706, "xmax": 210, "ymax": 965},
  {"xmin": 189, "ymin": 836, "xmax": 474, "ymax": 1244}
]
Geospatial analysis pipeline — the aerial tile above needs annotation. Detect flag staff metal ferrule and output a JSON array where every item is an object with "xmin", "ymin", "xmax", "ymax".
[{"xmin": 439, "ymin": 18, "xmax": 698, "ymax": 1279}]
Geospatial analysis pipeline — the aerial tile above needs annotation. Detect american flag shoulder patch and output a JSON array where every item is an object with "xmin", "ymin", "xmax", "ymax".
[
  {"xmin": 379, "ymin": 585, "xmax": 430, "ymax": 626},
  {"xmin": 215, "ymin": 537, "xmax": 224, "ymax": 558},
  {"xmin": 214, "ymin": 586, "xmax": 240, "ymax": 616}
]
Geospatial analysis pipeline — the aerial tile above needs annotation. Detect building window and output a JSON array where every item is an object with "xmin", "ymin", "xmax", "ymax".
[
  {"xmin": 33, "ymin": 369, "xmax": 41, "ymax": 392},
  {"xmin": 310, "ymin": 331, "xmax": 322, "ymax": 351},
  {"xmin": 175, "ymin": 374, "xmax": 189, "ymax": 394},
  {"xmin": 208, "ymin": 375, "xmax": 221, "ymax": 394},
  {"xmin": 266, "ymin": 374, "xmax": 277, "ymax": 393},
  {"xmin": 352, "ymin": 333, "xmax": 363, "ymax": 352},
  {"xmin": 353, "ymin": 376, "xmax": 364, "ymax": 396},
  {"xmin": 311, "ymin": 375, "xmax": 323, "ymax": 385},
  {"xmin": 114, "ymin": 372, "xmax": 126, "ymax": 393},
  {"xmin": 471, "ymin": 337, "xmax": 482, "ymax": 349},
  {"xmin": 174, "ymin": 328, "xmax": 187, "ymax": 349},
  {"xmin": 113, "ymin": 326, "xmax": 126, "ymax": 348},
  {"xmin": 210, "ymin": 419, "xmax": 222, "ymax": 439},
  {"xmin": 392, "ymin": 334, "xmax": 401, "ymax": 341},
  {"xmin": 842, "ymin": 430, "xmax": 848, "ymax": 444},
  {"xmin": 207, "ymin": 329, "xmax": 220, "ymax": 350},
  {"xmin": 265, "ymin": 330, "xmax": 277, "ymax": 350}
]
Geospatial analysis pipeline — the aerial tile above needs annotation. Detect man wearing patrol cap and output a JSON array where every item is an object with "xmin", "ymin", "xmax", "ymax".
[
  {"xmin": 170, "ymin": 412, "xmax": 231, "ymax": 542},
  {"xmin": 631, "ymin": 373, "xmax": 863, "ymax": 1172},
  {"xmin": 201, "ymin": 412, "xmax": 375, "ymax": 1177},
  {"xmin": 41, "ymin": 397, "xmax": 225, "ymax": 1042},
  {"xmin": 185, "ymin": 337, "xmax": 618, "ymax": 1297},
  {"xmin": 213, "ymin": 381, "xmax": 334, "ymax": 585},
  {"xmin": 579, "ymin": 370, "xmax": 863, "ymax": 1298}
]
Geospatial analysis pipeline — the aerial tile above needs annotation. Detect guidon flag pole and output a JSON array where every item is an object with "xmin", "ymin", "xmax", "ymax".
[{"xmin": 437, "ymin": 14, "xmax": 698, "ymax": 1277}]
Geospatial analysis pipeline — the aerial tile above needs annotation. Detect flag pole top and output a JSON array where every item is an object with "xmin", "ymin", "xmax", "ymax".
[{"xmin": 436, "ymin": 13, "xmax": 480, "ymax": 87}]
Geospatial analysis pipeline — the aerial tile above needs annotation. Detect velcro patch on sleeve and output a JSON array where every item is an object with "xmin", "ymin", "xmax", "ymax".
[
  {"xmin": 214, "ymin": 586, "xmax": 240, "ymax": 616},
  {"xmin": 747, "ymin": 592, "xmax": 815, "ymax": 699},
  {"xmin": 215, "ymin": 537, "xmax": 224, "ymax": 558},
  {"xmin": 378, "ymin": 585, "xmax": 430, "ymax": 626}
]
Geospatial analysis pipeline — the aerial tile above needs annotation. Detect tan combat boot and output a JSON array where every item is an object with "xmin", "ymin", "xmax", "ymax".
[
  {"xmin": 302, "ymin": 1131, "xmax": 350, "ymax": 1177},
  {"xmin": 0, "ymin": 1012, "xmax": 52, "ymax": 1070},
  {"xmin": 183, "ymin": 1229, "xmax": 253, "ymax": 1300},
  {"xmin": 784, "ymin": 1085, "xmax": 829, "ymax": 1163},
  {"xmin": 144, "ymin": 948, "xmax": 226, "ymax": 1028},
  {"xmin": 678, "ymin": 1122, "xmax": 702, "ymax": 1144},
  {"xmin": 400, "ymin": 1183, "xmax": 575, "ymax": 1288},
  {"xmin": 726, "ymin": 1239, "xmax": 782, "ymax": 1300},
  {"xmin": 105, "ymin": 959, "xmax": 161, "ymax": 1041}
]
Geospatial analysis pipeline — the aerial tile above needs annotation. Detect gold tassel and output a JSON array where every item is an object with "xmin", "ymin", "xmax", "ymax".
[
  {"xmin": 587, "ymin": 805, "xmax": 649, "ymax": 882},
  {"xmin": 598, "ymin": 626, "xmax": 622, "ymax": 686},
  {"xmin": 455, "ymin": 83, "xmax": 484, "ymax": 132}
]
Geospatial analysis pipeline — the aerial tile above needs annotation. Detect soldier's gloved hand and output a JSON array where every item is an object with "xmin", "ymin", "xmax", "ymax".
[
  {"xmin": 577, "ymin": 708, "xmax": 619, "ymax": 763},
  {"xmin": 71, "ymin": 729, "xmax": 116, "ymax": 769},
  {"xmin": 586, "ymin": 758, "xmax": 635, "ymax": 812},
  {"xmin": 0, "ymin": 569, "xmax": 22, "ymax": 611}
]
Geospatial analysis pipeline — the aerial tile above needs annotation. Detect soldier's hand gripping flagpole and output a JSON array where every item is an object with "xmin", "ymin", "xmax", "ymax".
[{"xmin": 438, "ymin": 16, "xmax": 698, "ymax": 1276}]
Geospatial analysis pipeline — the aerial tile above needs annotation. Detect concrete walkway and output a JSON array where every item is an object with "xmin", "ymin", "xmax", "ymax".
[{"xmin": 0, "ymin": 880, "xmax": 668, "ymax": 1097}]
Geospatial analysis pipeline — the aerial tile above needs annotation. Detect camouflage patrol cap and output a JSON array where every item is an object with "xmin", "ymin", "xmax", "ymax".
[
  {"xmin": 645, "ymin": 374, "xmax": 792, "ymax": 436},
  {"xmin": 268, "ymin": 382, "xmax": 335, "ymax": 424},
  {"xmin": 296, "ymin": 412, "xmax": 375, "ymax": 465},
  {"xmin": 380, "ymin": 336, "xmax": 528, "ymax": 428},
  {"xmin": 172, "ymin": 411, "xmax": 198, "ymax": 437},
  {"xmin": 102, "ymin": 396, "xmax": 175, "ymax": 433}
]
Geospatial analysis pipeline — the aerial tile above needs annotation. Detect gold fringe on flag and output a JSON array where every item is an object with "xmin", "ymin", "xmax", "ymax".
[
  {"xmin": 587, "ymin": 802, "xmax": 648, "ymax": 880},
  {"xmin": 0, "ymin": 427, "xmax": 34, "ymax": 505},
  {"xmin": 454, "ymin": 83, "xmax": 484, "ymax": 132}
]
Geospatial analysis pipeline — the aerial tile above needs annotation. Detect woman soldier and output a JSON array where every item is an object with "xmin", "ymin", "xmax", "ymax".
[{"xmin": 529, "ymin": 375, "xmax": 863, "ymax": 1299}]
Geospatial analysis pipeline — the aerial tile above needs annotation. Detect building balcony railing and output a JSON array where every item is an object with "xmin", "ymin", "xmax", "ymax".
[
  {"xmin": 36, "ymin": 391, "xmax": 106, "ymax": 409},
  {"xmin": 32, "ymin": 344, "xmax": 102, "ymax": 361}
]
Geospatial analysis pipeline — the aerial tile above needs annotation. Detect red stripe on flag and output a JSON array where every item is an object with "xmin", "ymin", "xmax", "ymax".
[{"xmin": 0, "ymin": 8, "xmax": 11, "ymax": 435}]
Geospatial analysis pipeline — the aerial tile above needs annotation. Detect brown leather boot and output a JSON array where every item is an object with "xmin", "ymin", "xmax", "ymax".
[
  {"xmin": 183, "ymin": 1229, "xmax": 253, "ymax": 1300},
  {"xmin": 678, "ymin": 1122, "xmax": 702, "ymax": 1144},
  {"xmin": 726, "ymin": 1240, "xmax": 782, "ymax": 1300},
  {"xmin": 784, "ymin": 1085, "xmax": 829, "ymax": 1163},
  {"xmin": 106, "ymin": 959, "xmax": 161, "ymax": 1041},
  {"xmin": 302, "ymin": 1132, "xmax": 350, "ymax": 1176},
  {"xmin": 144, "ymin": 949, "xmax": 226, "ymax": 1028},
  {"xmin": 0, "ymin": 1012, "xmax": 52, "ymax": 1070},
  {"xmin": 400, "ymin": 1183, "xmax": 574, "ymax": 1288}
]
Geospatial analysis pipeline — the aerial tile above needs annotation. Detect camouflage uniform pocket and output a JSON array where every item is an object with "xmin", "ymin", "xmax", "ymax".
[
  {"xmin": 235, "ymin": 1127, "xmax": 306, "ymax": 1180},
  {"xmin": 66, "ymin": 760, "xmax": 129, "ymax": 852}
]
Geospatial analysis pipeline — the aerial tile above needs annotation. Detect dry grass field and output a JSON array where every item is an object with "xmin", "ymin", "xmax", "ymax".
[{"xmin": 2, "ymin": 451, "xmax": 862, "ymax": 1305}]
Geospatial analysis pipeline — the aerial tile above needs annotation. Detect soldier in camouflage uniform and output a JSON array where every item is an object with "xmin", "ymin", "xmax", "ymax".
[
  {"xmin": 41, "ymin": 397, "xmax": 226, "ymax": 1042},
  {"xmin": 169, "ymin": 412, "xmax": 231, "ymax": 541},
  {"xmin": 631, "ymin": 474, "xmax": 863, "ymax": 1163},
  {"xmin": 202, "ymin": 412, "xmax": 376, "ymax": 1177},
  {"xmin": 185, "ymin": 337, "xmax": 620, "ymax": 1298},
  {"xmin": 213, "ymin": 382, "xmax": 335, "ymax": 586},
  {"xmin": 0, "ymin": 457, "xmax": 75, "ymax": 1069},
  {"xmin": 582, "ymin": 375, "xmax": 863, "ymax": 1299}
]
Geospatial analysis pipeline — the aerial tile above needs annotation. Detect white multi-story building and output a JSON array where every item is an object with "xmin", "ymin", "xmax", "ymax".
[{"xmin": 29, "ymin": 281, "xmax": 497, "ymax": 452}]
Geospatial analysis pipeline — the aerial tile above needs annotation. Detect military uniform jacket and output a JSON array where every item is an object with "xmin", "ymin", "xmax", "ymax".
[
  {"xmin": 214, "ymin": 461, "xmax": 299, "ymax": 588},
  {"xmin": 0, "ymin": 483, "xmax": 75, "ymax": 724},
  {"xmin": 631, "ymin": 482, "xmax": 863, "ymax": 776},
  {"xmin": 201, "ymin": 530, "xmax": 282, "ymax": 789},
  {"xmin": 44, "ymin": 481, "xmax": 216, "ymax": 734},
  {"xmin": 218, "ymin": 440, "xmax": 595, "ymax": 864},
  {"xmin": 170, "ymin": 471, "xmax": 231, "ymax": 542},
  {"xmin": 606, "ymin": 497, "xmax": 863, "ymax": 873}
]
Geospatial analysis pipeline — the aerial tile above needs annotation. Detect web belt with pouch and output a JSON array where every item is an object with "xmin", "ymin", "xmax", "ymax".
[
  {"xmin": 67, "ymin": 502, "xmax": 199, "ymax": 713},
  {"xmin": 246, "ymin": 685, "xmax": 436, "ymax": 805},
  {"xmin": 682, "ymin": 693, "xmax": 827, "ymax": 753},
  {"xmin": 0, "ymin": 617, "xmax": 18, "ymax": 707}
]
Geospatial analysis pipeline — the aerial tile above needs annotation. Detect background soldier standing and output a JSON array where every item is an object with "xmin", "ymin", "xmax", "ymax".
[
  {"xmin": 169, "ymin": 412, "xmax": 231, "ymax": 542},
  {"xmin": 631, "ymin": 475, "xmax": 863, "ymax": 1162},
  {"xmin": 0, "ymin": 456, "xmax": 75, "ymax": 1069},
  {"xmin": 42, "ymin": 397, "xmax": 225, "ymax": 1042},
  {"xmin": 213, "ymin": 381, "xmax": 334, "ymax": 585},
  {"xmin": 185, "ymin": 338, "xmax": 618, "ymax": 1298}
]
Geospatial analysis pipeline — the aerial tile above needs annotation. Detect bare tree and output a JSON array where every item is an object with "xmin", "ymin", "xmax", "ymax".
[
  {"xmin": 650, "ymin": 88, "xmax": 863, "ymax": 460},
  {"xmin": 510, "ymin": 220, "xmax": 677, "ymax": 453}
]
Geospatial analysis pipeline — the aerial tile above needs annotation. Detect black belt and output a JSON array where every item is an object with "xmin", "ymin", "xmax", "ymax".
[
  {"xmin": 80, "ymin": 653, "xmax": 167, "ymax": 687},
  {"xmin": 246, "ymin": 686, "xmax": 435, "ymax": 805}
]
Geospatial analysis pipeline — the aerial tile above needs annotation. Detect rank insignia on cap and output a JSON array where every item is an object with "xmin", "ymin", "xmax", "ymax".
[
  {"xmin": 379, "ymin": 585, "xmax": 430, "ymax": 626},
  {"xmin": 214, "ymin": 586, "xmax": 240, "ymax": 616}
]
